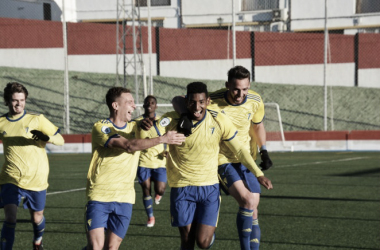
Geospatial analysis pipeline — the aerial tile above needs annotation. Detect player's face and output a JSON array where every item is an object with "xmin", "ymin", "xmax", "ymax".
[
  {"xmin": 8, "ymin": 92, "xmax": 26, "ymax": 115},
  {"xmin": 186, "ymin": 92, "xmax": 210, "ymax": 121},
  {"xmin": 226, "ymin": 78, "xmax": 250, "ymax": 105},
  {"xmin": 115, "ymin": 92, "xmax": 136, "ymax": 122},
  {"xmin": 143, "ymin": 97, "xmax": 157, "ymax": 114}
]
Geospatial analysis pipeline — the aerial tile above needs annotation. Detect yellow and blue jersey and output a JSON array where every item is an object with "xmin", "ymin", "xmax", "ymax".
[
  {"xmin": 208, "ymin": 89, "xmax": 265, "ymax": 164},
  {"xmin": 142, "ymin": 110, "xmax": 238, "ymax": 188},
  {"xmin": 0, "ymin": 111, "xmax": 60, "ymax": 191},
  {"xmin": 134, "ymin": 115, "xmax": 167, "ymax": 169},
  {"xmin": 86, "ymin": 119, "xmax": 140, "ymax": 204}
]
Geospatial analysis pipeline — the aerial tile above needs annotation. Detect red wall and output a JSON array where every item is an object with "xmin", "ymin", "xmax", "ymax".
[
  {"xmin": 0, "ymin": 18, "xmax": 379, "ymax": 69},
  {"xmin": 266, "ymin": 130, "xmax": 380, "ymax": 141}
]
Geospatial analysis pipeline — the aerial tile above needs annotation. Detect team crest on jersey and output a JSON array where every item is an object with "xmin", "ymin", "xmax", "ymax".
[
  {"xmin": 101, "ymin": 126, "xmax": 111, "ymax": 134},
  {"xmin": 26, "ymin": 127, "xmax": 29, "ymax": 133},
  {"xmin": 2, "ymin": 131, "xmax": 6, "ymax": 135},
  {"xmin": 160, "ymin": 117, "xmax": 170, "ymax": 127},
  {"xmin": 221, "ymin": 110, "xmax": 225, "ymax": 114}
]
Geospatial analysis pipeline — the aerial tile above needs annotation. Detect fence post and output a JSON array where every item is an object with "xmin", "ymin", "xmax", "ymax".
[
  {"xmin": 155, "ymin": 26, "xmax": 160, "ymax": 76},
  {"xmin": 250, "ymin": 31, "xmax": 255, "ymax": 81},
  {"xmin": 354, "ymin": 33, "xmax": 359, "ymax": 87}
]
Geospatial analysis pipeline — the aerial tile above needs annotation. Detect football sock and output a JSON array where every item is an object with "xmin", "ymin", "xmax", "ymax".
[
  {"xmin": 1, "ymin": 222, "xmax": 16, "ymax": 250},
  {"xmin": 250, "ymin": 219, "xmax": 261, "ymax": 250},
  {"xmin": 32, "ymin": 216, "xmax": 45, "ymax": 243},
  {"xmin": 236, "ymin": 207, "xmax": 253, "ymax": 250},
  {"xmin": 143, "ymin": 196, "xmax": 154, "ymax": 218}
]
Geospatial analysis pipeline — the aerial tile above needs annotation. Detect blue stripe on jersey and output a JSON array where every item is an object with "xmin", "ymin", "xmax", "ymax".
[
  {"xmin": 247, "ymin": 94, "xmax": 261, "ymax": 102},
  {"xmin": 153, "ymin": 121, "xmax": 167, "ymax": 151},
  {"xmin": 104, "ymin": 134, "xmax": 119, "ymax": 148},
  {"xmin": 223, "ymin": 130, "xmax": 238, "ymax": 141},
  {"xmin": 6, "ymin": 110, "xmax": 26, "ymax": 122},
  {"xmin": 208, "ymin": 109, "xmax": 218, "ymax": 117},
  {"xmin": 107, "ymin": 118, "xmax": 127, "ymax": 130},
  {"xmin": 54, "ymin": 128, "xmax": 61, "ymax": 135}
]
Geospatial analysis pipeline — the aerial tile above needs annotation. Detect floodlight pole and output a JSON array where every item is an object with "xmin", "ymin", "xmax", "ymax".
[
  {"xmin": 323, "ymin": 0, "xmax": 328, "ymax": 131},
  {"xmin": 147, "ymin": 0, "xmax": 153, "ymax": 95},
  {"xmin": 62, "ymin": 0, "xmax": 70, "ymax": 134},
  {"xmin": 232, "ymin": 0, "xmax": 236, "ymax": 66}
]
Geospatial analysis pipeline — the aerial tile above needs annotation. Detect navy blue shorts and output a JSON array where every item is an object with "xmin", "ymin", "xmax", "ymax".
[
  {"xmin": 137, "ymin": 166, "xmax": 167, "ymax": 183},
  {"xmin": 218, "ymin": 163, "xmax": 261, "ymax": 195},
  {"xmin": 0, "ymin": 183, "xmax": 46, "ymax": 211},
  {"xmin": 85, "ymin": 201, "xmax": 133, "ymax": 239},
  {"xmin": 170, "ymin": 184, "xmax": 220, "ymax": 227}
]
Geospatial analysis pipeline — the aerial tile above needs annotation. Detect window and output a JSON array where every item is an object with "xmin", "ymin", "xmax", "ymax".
[
  {"xmin": 136, "ymin": 0, "xmax": 171, "ymax": 7},
  {"xmin": 242, "ymin": 0, "xmax": 279, "ymax": 11},
  {"xmin": 43, "ymin": 3, "xmax": 51, "ymax": 20},
  {"xmin": 356, "ymin": 0, "xmax": 380, "ymax": 13}
]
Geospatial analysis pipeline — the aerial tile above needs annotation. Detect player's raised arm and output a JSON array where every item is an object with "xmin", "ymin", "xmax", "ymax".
[
  {"xmin": 225, "ymin": 137, "xmax": 273, "ymax": 190},
  {"xmin": 107, "ymin": 130, "xmax": 185, "ymax": 153}
]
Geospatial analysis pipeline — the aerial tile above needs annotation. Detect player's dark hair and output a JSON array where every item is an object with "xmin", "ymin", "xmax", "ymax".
[
  {"xmin": 144, "ymin": 95, "xmax": 157, "ymax": 103},
  {"xmin": 227, "ymin": 65, "xmax": 251, "ymax": 83},
  {"xmin": 3, "ymin": 82, "xmax": 28, "ymax": 106},
  {"xmin": 186, "ymin": 82, "xmax": 208, "ymax": 98},
  {"xmin": 106, "ymin": 87, "xmax": 131, "ymax": 112}
]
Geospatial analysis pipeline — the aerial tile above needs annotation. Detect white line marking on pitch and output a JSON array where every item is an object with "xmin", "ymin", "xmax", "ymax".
[
  {"xmin": 276, "ymin": 157, "xmax": 369, "ymax": 168},
  {"xmin": 47, "ymin": 188, "xmax": 86, "ymax": 196}
]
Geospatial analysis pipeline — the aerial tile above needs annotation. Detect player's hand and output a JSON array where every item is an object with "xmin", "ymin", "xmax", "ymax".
[
  {"xmin": 31, "ymin": 130, "xmax": 50, "ymax": 142},
  {"xmin": 177, "ymin": 113, "xmax": 192, "ymax": 137},
  {"xmin": 257, "ymin": 176, "xmax": 273, "ymax": 190},
  {"xmin": 259, "ymin": 150, "xmax": 273, "ymax": 171},
  {"xmin": 140, "ymin": 117, "xmax": 153, "ymax": 131},
  {"xmin": 162, "ymin": 131, "xmax": 186, "ymax": 145}
]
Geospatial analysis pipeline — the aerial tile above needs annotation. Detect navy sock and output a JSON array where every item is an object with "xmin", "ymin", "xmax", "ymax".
[
  {"xmin": 250, "ymin": 219, "xmax": 261, "ymax": 250},
  {"xmin": 32, "ymin": 216, "xmax": 45, "ymax": 243},
  {"xmin": 143, "ymin": 196, "xmax": 154, "ymax": 218},
  {"xmin": 236, "ymin": 207, "xmax": 253, "ymax": 250},
  {"xmin": 1, "ymin": 222, "xmax": 16, "ymax": 250}
]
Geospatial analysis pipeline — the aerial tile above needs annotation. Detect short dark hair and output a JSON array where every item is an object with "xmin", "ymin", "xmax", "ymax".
[
  {"xmin": 144, "ymin": 95, "xmax": 157, "ymax": 103},
  {"xmin": 227, "ymin": 65, "xmax": 251, "ymax": 83},
  {"xmin": 106, "ymin": 87, "xmax": 131, "ymax": 112},
  {"xmin": 3, "ymin": 82, "xmax": 28, "ymax": 106},
  {"xmin": 186, "ymin": 82, "xmax": 208, "ymax": 98}
]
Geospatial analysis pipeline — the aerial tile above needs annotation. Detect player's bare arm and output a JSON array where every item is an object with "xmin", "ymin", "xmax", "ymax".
[{"xmin": 108, "ymin": 131, "xmax": 185, "ymax": 153}]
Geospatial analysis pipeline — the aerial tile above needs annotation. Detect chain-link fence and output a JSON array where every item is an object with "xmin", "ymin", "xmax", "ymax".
[{"xmin": 1, "ymin": 1, "xmax": 380, "ymax": 134}]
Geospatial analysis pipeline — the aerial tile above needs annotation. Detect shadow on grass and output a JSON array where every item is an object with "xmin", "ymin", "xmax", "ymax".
[{"xmin": 330, "ymin": 168, "xmax": 380, "ymax": 177}]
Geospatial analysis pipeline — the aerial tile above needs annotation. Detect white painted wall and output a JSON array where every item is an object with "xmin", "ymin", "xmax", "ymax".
[
  {"xmin": 359, "ymin": 68, "xmax": 380, "ymax": 88},
  {"xmin": 0, "ymin": 0, "xmax": 63, "ymax": 21}
]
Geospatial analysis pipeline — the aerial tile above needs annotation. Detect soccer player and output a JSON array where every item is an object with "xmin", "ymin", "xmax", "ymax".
[
  {"xmin": 133, "ymin": 95, "xmax": 167, "ymax": 227},
  {"xmin": 0, "ymin": 82, "xmax": 65, "ymax": 250},
  {"xmin": 84, "ymin": 87, "xmax": 185, "ymax": 250},
  {"xmin": 141, "ymin": 82, "xmax": 272, "ymax": 250},
  {"xmin": 172, "ymin": 66, "xmax": 273, "ymax": 250}
]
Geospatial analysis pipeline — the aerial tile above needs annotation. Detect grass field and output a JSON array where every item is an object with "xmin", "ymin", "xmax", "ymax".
[{"xmin": 0, "ymin": 152, "xmax": 379, "ymax": 250}]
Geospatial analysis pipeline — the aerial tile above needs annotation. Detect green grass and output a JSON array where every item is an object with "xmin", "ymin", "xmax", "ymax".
[
  {"xmin": 1, "ymin": 66, "xmax": 380, "ymax": 133},
  {"xmin": 0, "ymin": 152, "xmax": 379, "ymax": 249}
]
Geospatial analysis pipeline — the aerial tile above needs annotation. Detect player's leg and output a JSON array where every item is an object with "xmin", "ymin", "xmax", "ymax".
[
  {"xmin": 85, "ymin": 201, "xmax": 112, "ymax": 250},
  {"xmin": 170, "ymin": 186, "xmax": 197, "ymax": 249},
  {"xmin": 152, "ymin": 167, "xmax": 167, "ymax": 205},
  {"xmin": 137, "ymin": 167, "xmax": 155, "ymax": 227},
  {"xmin": 219, "ymin": 163, "xmax": 255, "ymax": 250},
  {"xmin": 24, "ymin": 189, "xmax": 47, "ymax": 248},
  {"xmin": 178, "ymin": 223, "xmax": 196, "ymax": 250},
  {"xmin": 0, "ymin": 184, "xmax": 21, "ymax": 250},
  {"xmin": 194, "ymin": 184, "xmax": 220, "ymax": 249},
  {"xmin": 105, "ymin": 202, "xmax": 133, "ymax": 250}
]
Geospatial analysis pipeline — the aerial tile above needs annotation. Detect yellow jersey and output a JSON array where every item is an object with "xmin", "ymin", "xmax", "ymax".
[
  {"xmin": 142, "ymin": 109, "xmax": 263, "ymax": 188},
  {"xmin": 209, "ymin": 89, "xmax": 265, "ymax": 164},
  {"xmin": 134, "ymin": 115, "xmax": 166, "ymax": 169},
  {"xmin": 86, "ymin": 119, "xmax": 140, "ymax": 203},
  {"xmin": 0, "ymin": 111, "xmax": 61, "ymax": 191}
]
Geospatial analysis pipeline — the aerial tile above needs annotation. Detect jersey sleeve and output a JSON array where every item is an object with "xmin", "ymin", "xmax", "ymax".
[
  {"xmin": 215, "ymin": 112, "xmax": 238, "ymax": 141},
  {"xmin": 251, "ymin": 93, "xmax": 265, "ymax": 124},
  {"xmin": 38, "ymin": 115, "xmax": 60, "ymax": 135},
  {"xmin": 92, "ymin": 123, "xmax": 119, "ymax": 148}
]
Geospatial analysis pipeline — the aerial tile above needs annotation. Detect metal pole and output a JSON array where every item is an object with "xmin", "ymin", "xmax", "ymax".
[
  {"xmin": 147, "ymin": 0, "xmax": 153, "ymax": 95},
  {"xmin": 62, "ymin": 0, "xmax": 70, "ymax": 134},
  {"xmin": 132, "ymin": 0, "xmax": 139, "ymax": 104},
  {"xmin": 232, "ymin": 0, "xmax": 236, "ymax": 66},
  {"xmin": 323, "ymin": 0, "xmax": 328, "ymax": 131}
]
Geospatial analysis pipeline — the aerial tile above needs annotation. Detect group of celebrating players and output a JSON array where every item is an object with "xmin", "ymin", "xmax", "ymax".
[{"xmin": 0, "ymin": 65, "xmax": 273, "ymax": 250}]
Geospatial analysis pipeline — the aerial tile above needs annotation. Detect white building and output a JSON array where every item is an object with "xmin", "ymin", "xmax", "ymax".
[{"xmin": 1, "ymin": 0, "xmax": 379, "ymax": 33}]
